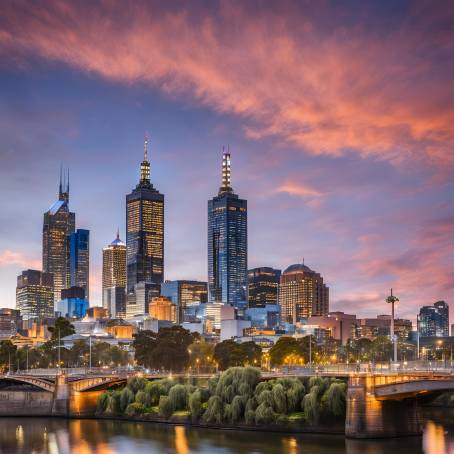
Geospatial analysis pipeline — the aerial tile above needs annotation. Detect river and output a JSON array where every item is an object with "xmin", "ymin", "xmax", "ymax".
[{"xmin": 0, "ymin": 409, "xmax": 453, "ymax": 454}]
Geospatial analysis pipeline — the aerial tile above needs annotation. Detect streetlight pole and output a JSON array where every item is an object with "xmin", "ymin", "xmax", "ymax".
[{"xmin": 386, "ymin": 288, "xmax": 399, "ymax": 363}]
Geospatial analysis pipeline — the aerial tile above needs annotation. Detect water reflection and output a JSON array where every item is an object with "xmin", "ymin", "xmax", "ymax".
[{"xmin": 0, "ymin": 414, "xmax": 452, "ymax": 454}]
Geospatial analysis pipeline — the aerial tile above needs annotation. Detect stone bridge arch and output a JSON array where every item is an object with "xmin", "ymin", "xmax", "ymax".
[
  {"xmin": 70, "ymin": 376, "xmax": 127, "ymax": 392},
  {"xmin": 0, "ymin": 375, "xmax": 55, "ymax": 393}
]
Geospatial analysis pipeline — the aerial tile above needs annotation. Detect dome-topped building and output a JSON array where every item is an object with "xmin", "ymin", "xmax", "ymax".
[{"xmin": 279, "ymin": 262, "xmax": 329, "ymax": 324}]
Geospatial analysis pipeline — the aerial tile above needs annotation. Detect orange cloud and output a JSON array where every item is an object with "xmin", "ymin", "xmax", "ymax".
[
  {"xmin": 1, "ymin": 1, "xmax": 453, "ymax": 169},
  {"xmin": 0, "ymin": 250, "xmax": 41, "ymax": 269},
  {"xmin": 276, "ymin": 182, "xmax": 323, "ymax": 198}
]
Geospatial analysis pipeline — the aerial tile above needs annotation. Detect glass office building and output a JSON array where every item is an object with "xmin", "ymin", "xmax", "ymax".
[
  {"xmin": 279, "ymin": 263, "xmax": 329, "ymax": 324},
  {"xmin": 208, "ymin": 152, "xmax": 247, "ymax": 307},
  {"xmin": 126, "ymin": 138, "xmax": 164, "ymax": 296},
  {"xmin": 16, "ymin": 269, "xmax": 54, "ymax": 320},
  {"xmin": 69, "ymin": 229, "xmax": 90, "ymax": 301},
  {"xmin": 247, "ymin": 267, "xmax": 281, "ymax": 308},
  {"xmin": 57, "ymin": 286, "xmax": 88, "ymax": 319},
  {"xmin": 418, "ymin": 301, "xmax": 449, "ymax": 337},
  {"xmin": 161, "ymin": 280, "xmax": 208, "ymax": 323},
  {"xmin": 42, "ymin": 170, "xmax": 75, "ymax": 306}
]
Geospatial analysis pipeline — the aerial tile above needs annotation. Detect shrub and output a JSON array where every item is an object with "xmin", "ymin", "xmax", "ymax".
[
  {"xmin": 135, "ymin": 390, "xmax": 151, "ymax": 407},
  {"xmin": 222, "ymin": 384, "xmax": 235, "ymax": 403},
  {"xmin": 255, "ymin": 402, "xmax": 276, "ymax": 425},
  {"xmin": 238, "ymin": 382, "xmax": 252, "ymax": 397},
  {"xmin": 231, "ymin": 395, "xmax": 244, "ymax": 423},
  {"xmin": 127, "ymin": 376, "xmax": 148, "ymax": 394},
  {"xmin": 189, "ymin": 390, "xmax": 202, "ymax": 423},
  {"xmin": 168, "ymin": 384, "xmax": 188, "ymax": 411},
  {"xmin": 96, "ymin": 392, "xmax": 109, "ymax": 414},
  {"xmin": 245, "ymin": 397, "xmax": 257, "ymax": 413},
  {"xmin": 256, "ymin": 389, "xmax": 274, "ymax": 407},
  {"xmin": 158, "ymin": 395, "xmax": 173, "ymax": 419},
  {"xmin": 105, "ymin": 391, "xmax": 121, "ymax": 415},
  {"xmin": 208, "ymin": 376, "xmax": 219, "ymax": 395},
  {"xmin": 321, "ymin": 382, "xmax": 347, "ymax": 418},
  {"xmin": 303, "ymin": 386, "xmax": 320, "ymax": 425},
  {"xmin": 245, "ymin": 409, "xmax": 256, "ymax": 424},
  {"xmin": 272, "ymin": 383, "xmax": 287, "ymax": 414},
  {"xmin": 203, "ymin": 395, "xmax": 223, "ymax": 424},
  {"xmin": 287, "ymin": 380, "xmax": 305, "ymax": 412},
  {"xmin": 120, "ymin": 387, "xmax": 135, "ymax": 412},
  {"xmin": 125, "ymin": 402, "xmax": 146, "ymax": 416},
  {"xmin": 199, "ymin": 387, "xmax": 211, "ymax": 403},
  {"xmin": 145, "ymin": 381, "xmax": 167, "ymax": 405},
  {"xmin": 254, "ymin": 381, "xmax": 271, "ymax": 396}
]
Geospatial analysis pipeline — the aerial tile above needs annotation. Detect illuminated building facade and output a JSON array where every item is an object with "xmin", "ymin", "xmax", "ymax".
[
  {"xmin": 247, "ymin": 267, "xmax": 281, "ymax": 308},
  {"xmin": 208, "ymin": 151, "xmax": 247, "ymax": 307},
  {"xmin": 57, "ymin": 286, "xmax": 88, "ymax": 319},
  {"xmin": 278, "ymin": 263, "xmax": 329, "ymax": 324},
  {"xmin": 418, "ymin": 301, "xmax": 449, "ymax": 337},
  {"xmin": 126, "ymin": 139, "xmax": 164, "ymax": 297},
  {"xmin": 149, "ymin": 296, "xmax": 177, "ymax": 322},
  {"xmin": 42, "ymin": 169, "xmax": 75, "ymax": 306},
  {"xmin": 69, "ymin": 229, "xmax": 90, "ymax": 301},
  {"xmin": 161, "ymin": 280, "xmax": 208, "ymax": 323},
  {"xmin": 102, "ymin": 231, "xmax": 126, "ymax": 316},
  {"xmin": 16, "ymin": 269, "xmax": 54, "ymax": 320}
]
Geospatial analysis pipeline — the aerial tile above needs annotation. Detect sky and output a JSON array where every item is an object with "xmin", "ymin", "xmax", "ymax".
[{"xmin": 0, "ymin": 0, "xmax": 453, "ymax": 323}]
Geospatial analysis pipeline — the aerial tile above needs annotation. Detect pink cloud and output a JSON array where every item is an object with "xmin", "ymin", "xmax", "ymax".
[
  {"xmin": 275, "ymin": 182, "xmax": 323, "ymax": 199},
  {"xmin": 0, "ymin": 1, "xmax": 453, "ymax": 170},
  {"xmin": 0, "ymin": 250, "xmax": 41, "ymax": 269}
]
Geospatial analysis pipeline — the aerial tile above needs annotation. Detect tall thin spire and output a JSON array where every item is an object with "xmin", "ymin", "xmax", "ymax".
[
  {"xmin": 67, "ymin": 168, "xmax": 70, "ymax": 194},
  {"xmin": 59, "ymin": 165, "xmax": 63, "ymax": 199},
  {"xmin": 140, "ymin": 136, "xmax": 151, "ymax": 184},
  {"xmin": 116, "ymin": 228, "xmax": 120, "ymax": 240},
  {"xmin": 219, "ymin": 146, "xmax": 232, "ymax": 194}
]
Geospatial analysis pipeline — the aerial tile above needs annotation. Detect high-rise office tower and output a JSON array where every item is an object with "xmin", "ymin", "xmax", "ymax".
[
  {"xmin": 279, "ymin": 263, "xmax": 329, "ymax": 324},
  {"xmin": 43, "ymin": 169, "xmax": 75, "ymax": 306},
  {"xmin": 208, "ymin": 151, "xmax": 247, "ymax": 307},
  {"xmin": 161, "ymin": 280, "xmax": 208, "ymax": 323},
  {"xmin": 69, "ymin": 228, "xmax": 90, "ymax": 301},
  {"xmin": 16, "ymin": 269, "xmax": 54, "ymax": 320},
  {"xmin": 418, "ymin": 301, "xmax": 449, "ymax": 337},
  {"xmin": 247, "ymin": 267, "xmax": 281, "ymax": 308},
  {"xmin": 102, "ymin": 231, "xmax": 127, "ymax": 317},
  {"xmin": 126, "ymin": 138, "xmax": 164, "ymax": 296}
]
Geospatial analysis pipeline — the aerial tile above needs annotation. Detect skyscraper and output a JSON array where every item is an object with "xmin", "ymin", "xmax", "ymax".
[
  {"xmin": 279, "ymin": 263, "xmax": 329, "ymax": 324},
  {"xmin": 102, "ymin": 231, "xmax": 127, "ymax": 317},
  {"xmin": 247, "ymin": 267, "xmax": 281, "ymax": 308},
  {"xmin": 126, "ymin": 138, "xmax": 164, "ymax": 297},
  {"xmin": 16, "ymin": 269, "xmax": 54, "ymax": 320},
  {"xmin": 42, "ymin": 169, "xmax": 75, "ymax": 306},
  {"xmin": 69, "ymin": 228, "xmax": 90, "ymax": 301},
  {"xmin": 208, "ymin": 151, "xmax": 247, "ymax": 307},
  {"xmin": 161, "ymin": 280, "xmax": 208, "ymax": 323},
  {"xmin": 418, "ymin": 301, "xmax": 449, "ymax": 337}
]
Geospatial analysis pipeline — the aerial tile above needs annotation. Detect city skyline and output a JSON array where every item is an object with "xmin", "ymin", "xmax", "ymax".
[{"xmin": 0, "ymin": 1, "xmax": 453, "ymax": 322}]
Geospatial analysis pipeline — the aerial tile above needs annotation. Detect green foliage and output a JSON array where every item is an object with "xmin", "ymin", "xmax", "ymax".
[
  {"xmin": 48, "ymin": 317, "xmax": 75, "ymax": 339},
  {"xmin": 96, "ymin": 392, "xmax": 109, "ymax": 414},
  {"xmin": 127, "ymin": 376, "xmax": 147, "ymax": 394},
  {"xmin": 105, "ymin": 391, "xmax": 122, "ymax": 415},
  {"xmin": 303, "ymin": 386, "xmax": 320, "ymax": 425},
  {"xmin": 213, "ymin": 340, "xmax": 262, "ymax": 370},
  {"xmin": 132, "ymin": 330, "xmax": 158, "ymax": 368},
  {"xmin": 125, "ymin": 402, "xmax": 146, "ymax": 416},
  {"xmin": 120, "ymin": 387, "xmax": 135, "ymax": 412},
  {"xmin": 230, "ymin": 395, "xmax": 244, "ymax": 423},
  {"xmin": 135, "ymin": 390, "xmax": 151, "ymax": 407},
  {"xmin": 189, "ymin": 390, "xmax": 202, "ymax": 423},
  {"xmin": 245, "ymin": 409, "xmax": 256, "ymax": 424},
  {"xmin": 255, "ymin": 402, "xmax": 276, "ymax": 425},
  {"xmin": 321, "ymin": 382, "xmax": 347, "ymax": 418},
  {"xmin": 208, "ymin": 376, "xmax": 219, "ymax": 395},
  {"xmin": 286, "ymin": 380, "xmax": 305, "ymax": 412},
  {"xmin": 254, "ymin": 381, "xmax": 272, "ymax": 395},
  {"xmin": 272, "ymin": 384, "xmax": 287, "ymax": 414},
  {"xmin": 168, "ymin": 384, "xmax": 188, "ymax": 411},
  {"xmin": 158, "ymin": 395, "xmax": 173, "ymax": 419},
  {"xmin": 268, "ymin": 336, "xmax": 317, "ymax": 366},
  {"xmin": 256, "ymin": 389, "xmax": 274, "ymax": 407},
  {"xmin": 203, "ymin": 395, "xmax": 223, "ymax": 424}
]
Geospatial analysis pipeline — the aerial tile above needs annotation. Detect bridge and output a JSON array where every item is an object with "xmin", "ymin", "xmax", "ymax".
[{"xmin": 1, "ymin": 368, "xmax": 454, "ymax": 438}]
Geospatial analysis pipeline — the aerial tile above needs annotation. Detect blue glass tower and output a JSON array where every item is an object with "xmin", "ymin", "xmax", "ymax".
[
  {"xmin": 69, "ymin": 229, "xmax": 90, "ymax": 301},
  {"xmin": 208, "ymin": 151, "xmax": 247, "ymax": 307}
]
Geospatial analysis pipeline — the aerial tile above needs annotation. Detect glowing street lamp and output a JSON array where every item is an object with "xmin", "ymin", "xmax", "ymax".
[{"xmin": 386, "ymin": 289, "xmax": 399, "ymax": 363}]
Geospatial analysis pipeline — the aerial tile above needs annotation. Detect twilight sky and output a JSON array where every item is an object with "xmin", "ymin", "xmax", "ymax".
[{"xmin": 0, "ymin": 0, "xmax": 453, "ymax": 322}]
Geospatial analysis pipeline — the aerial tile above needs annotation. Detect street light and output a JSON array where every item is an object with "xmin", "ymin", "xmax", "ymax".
[{"xmin": 386, "ymin": 288, "xmax": 399, "ymax": 363}]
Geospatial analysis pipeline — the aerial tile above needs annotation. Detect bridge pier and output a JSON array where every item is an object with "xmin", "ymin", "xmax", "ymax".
[
  {"xmin": 51, "ymin": 373, "xmax": 70, "ymax": 416},
  {"xmin": 345, "ymin": 375, "xmax": 422, "ymax": 438}
]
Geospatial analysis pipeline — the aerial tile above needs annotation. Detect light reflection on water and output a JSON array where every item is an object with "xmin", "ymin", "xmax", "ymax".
[{"xmin": 0, "ymin": 412, "xmax": 452, "ymax": 454}]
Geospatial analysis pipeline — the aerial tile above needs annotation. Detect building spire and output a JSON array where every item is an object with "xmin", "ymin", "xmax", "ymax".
[
  {"xmin": 219, "ymin": 146, "xmax": 233, "ymax": 194},
  {"xmin": 67, "ymin": 168, "xmax": 70, "ymax": 195},
  {"xmin": 139, "ymin": 136, "xmax": 151, "ymax": 185},
  {"xmin": 59, "ymin": 165, "xmax": 63, "ymax": 199},
  {"xmin": 116, "ymin": 227, "xmax": 120, "ymax": 240}
]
